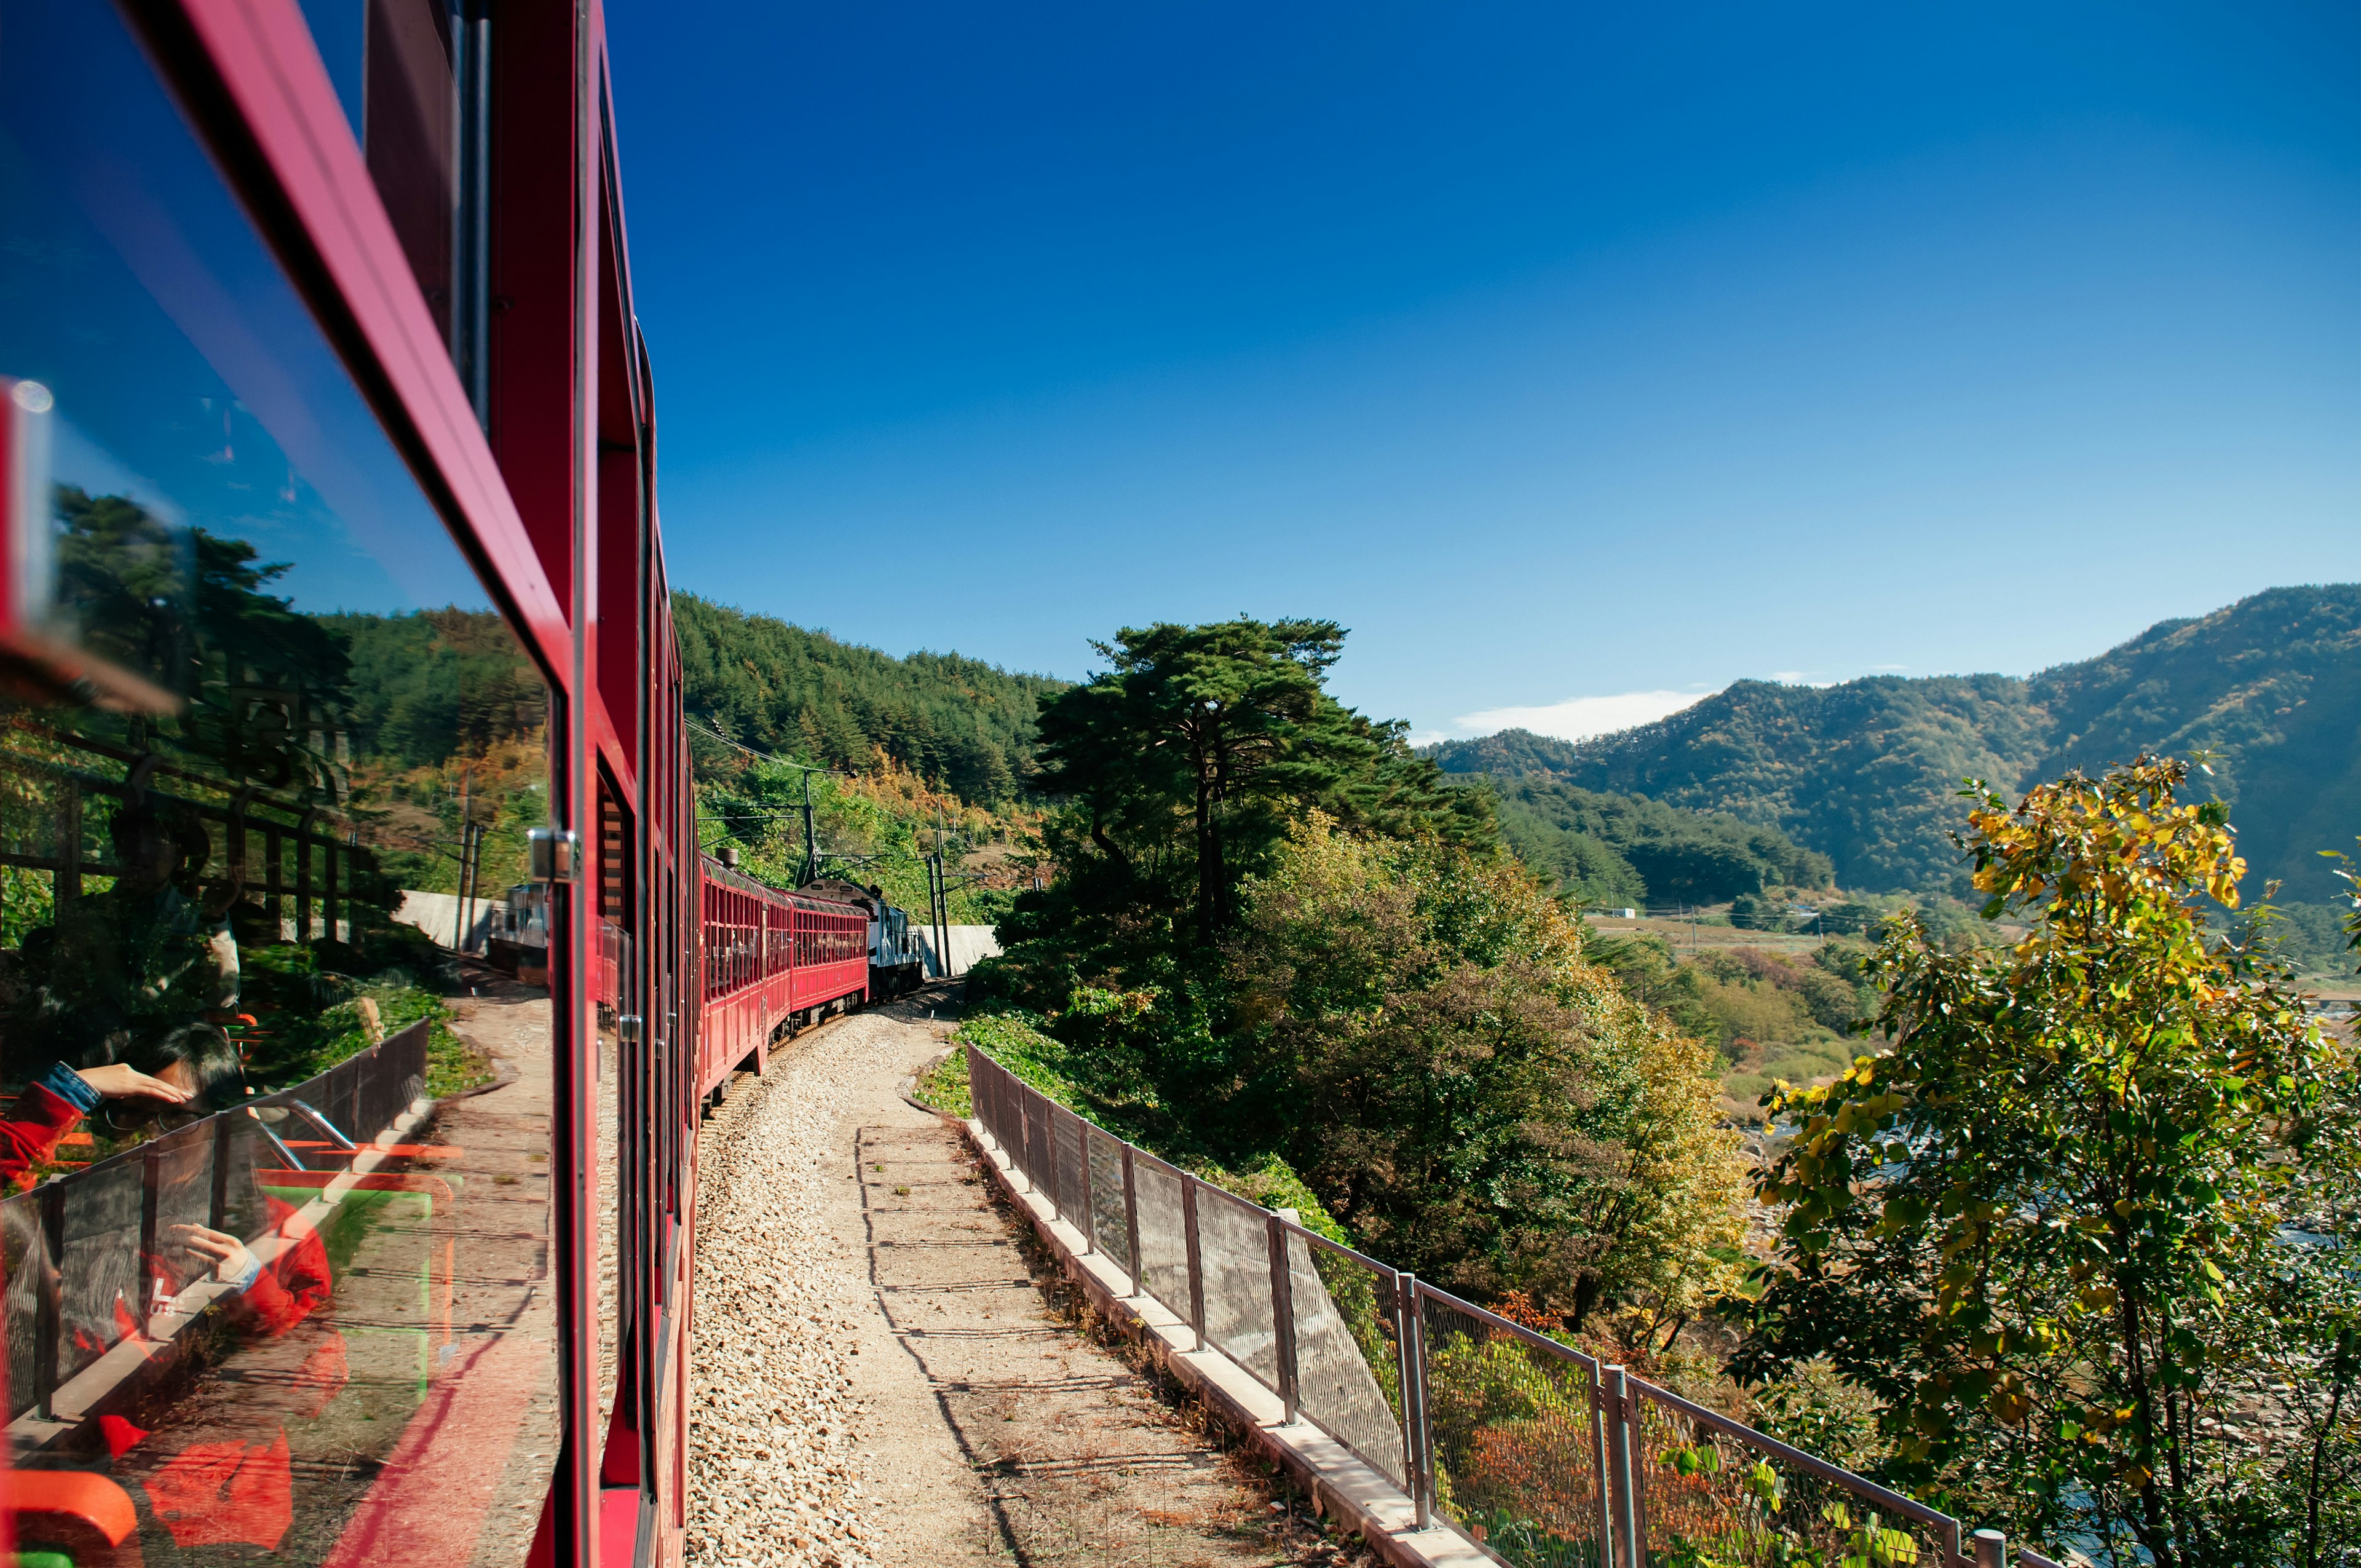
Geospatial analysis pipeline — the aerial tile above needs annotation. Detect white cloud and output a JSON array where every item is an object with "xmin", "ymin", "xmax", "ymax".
[{"xmin": 1452, "ymin": 687, "xmax": 1716, "ymax": 743}]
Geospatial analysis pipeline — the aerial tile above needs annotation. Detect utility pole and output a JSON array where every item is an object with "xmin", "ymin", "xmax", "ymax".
[
  {"xmin": 931, "ymin": 800, "xmax": 953, "ymax": 978},
  {"xmin": 798, "ymin": 769, "xmax": 819, "ymax": 887},
  {"xmin": 453, "ymin": 767, "xmax": 473, "ymax": 951},
  {"xmin": 931, "ymin": 853, "xmax": 951, "ymax": 979},
  {"xmin": 462, "ymin": 821, "xmax": 484, "ymax": 952}
]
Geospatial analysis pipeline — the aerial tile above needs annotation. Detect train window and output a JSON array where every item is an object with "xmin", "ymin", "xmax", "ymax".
[
  {"xmin": 595, "ymin": 927, "xmax": 628, "ymax": 1457},
  {"xmin": 0, "ymin": 4, "xmax": 558, "ymax": 1561},
  {"xmin": 296, "ymin": 0, "xmax": 494, "ymax": 421}
]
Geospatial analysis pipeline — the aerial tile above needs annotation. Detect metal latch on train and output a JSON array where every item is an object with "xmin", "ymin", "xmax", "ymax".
[
  {"xmin": 617, "ymin": 1015, "xmax": 643, "ymax": 1043},
  {"xmin": 529, "ymin": 826, "xmax": 580, "ymax": 882}
]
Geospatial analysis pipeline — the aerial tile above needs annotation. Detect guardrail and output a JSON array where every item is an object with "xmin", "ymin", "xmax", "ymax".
[
  {"xmin": 967, "ymin": 1045, "xmax": 2043, "ymax": 1568},
  {"xmin": 4, "ymin": 1023, "xmax": 430, "ymax": 1428}
]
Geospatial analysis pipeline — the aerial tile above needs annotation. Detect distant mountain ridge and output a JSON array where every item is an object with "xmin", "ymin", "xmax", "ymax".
[{"xmin": 1429, "ymin": 584, "xmax": 2361, "ymax": 897}]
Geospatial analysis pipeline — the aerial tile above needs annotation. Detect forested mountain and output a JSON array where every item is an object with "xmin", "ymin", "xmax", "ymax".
[
  {"xmin": 318, "ymin": 609, "xmax": 546, "ymax": 771},
  {"xmin": 673, "ymin": 595, "xmax": 1066, "ymax": 804},
  {"xmin": 1432, "ymin": 584, "xmax": 2361, "ymax": 897},
  {"xmin": 2028, "ymin": 587, "xmax": 2361, "ymax": 908},
  {"xmin": 1485, "ymin": 776, "xmax": 1832, "ymax": 905}
]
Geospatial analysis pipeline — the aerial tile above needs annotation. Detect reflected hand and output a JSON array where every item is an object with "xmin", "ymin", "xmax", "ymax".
[
  {"xmin": 170, "ymin": 1224, "xmax": 258, "ymax": 1285},
  {"xmin": 75, "ymin": 1064, "xmax": 193, "ymax": 1104}
]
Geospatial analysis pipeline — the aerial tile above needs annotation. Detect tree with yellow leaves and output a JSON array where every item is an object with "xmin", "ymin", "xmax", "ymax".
[{"xmin": 1739, "ymin": 757, "xmax": 2359, "ymax": 1567}]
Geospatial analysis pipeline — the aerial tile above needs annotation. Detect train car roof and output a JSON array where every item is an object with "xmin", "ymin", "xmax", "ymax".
[{"xmin": 699, "ymin": 854, "xmax": 869, "ymax": 914}]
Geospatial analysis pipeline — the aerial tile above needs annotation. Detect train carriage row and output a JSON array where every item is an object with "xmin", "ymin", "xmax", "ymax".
[{"xmin": 0, "ymin": 0, "xmax": 790, "ymax": 1563}]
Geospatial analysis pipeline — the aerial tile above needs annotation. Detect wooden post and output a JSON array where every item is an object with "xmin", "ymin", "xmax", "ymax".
[
  {"xmin": 295, "ymin": 809, "xmax": 318, "ymax": 942},
  {"xmin": 56, "ymin": 785, "xmax": 80, "ymax": 907},
  {"xmin": 323, "ymin": 838, "xmax": 339, "ymax": 944},
  {"xmin": 266, "ymin": 826, "xmax": 284, "ymax": 937}
]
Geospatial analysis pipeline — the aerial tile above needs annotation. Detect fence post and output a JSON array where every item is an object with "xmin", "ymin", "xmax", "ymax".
[
  {"xmin": 1015, "ymin": 1088, "xmax": 1035, "ymax": 1193},
  {"xmin": 1120, "ymin": 1146, "xmax": 1141, "ymax": 1295},
  {"xmin": 1588, "ymin": 1360, "xmax": 1614, "ymax": 1568},
  {"xmin": 34, "ymin": 1181, "xmax": 63, "ymax": 1420},
  {"xmin": 1043, "ymin": 1096, "xmax": 1060, "ymax": 1219},
  {"xmin": 1075, "ymin": 1121, "xmax": 1094, "ymax": 1254},
  {"xmin": 140, "ymin": 1146, "xmax": 162, "ymax": 1325},
  {"xmin": 1181, "ymin": 1174, "xmax": 1206, "ymax": 1353},
  {"xmin": 1604, "ymin": 1364, "xmax": 1637, "ymax": 1568},
  {"xmin": 1628, "ymin": 1374, "xmax": 1649, "ymax": 1566},
  {"xmin": 1398, "ymin": 1272, "xmax": 1433, "ymax": 1530},
  {"xmin": 967, "ymin": 1048, "xmax": 986, "ymax": 1144},
  {"xmin": 1267, "ymin": 1211, "xmax": 1299, "ymax": 1423},
  {"xmin": 1018, "ymin": 1086, "xmax": 1034, "ymax": 1188},
  {"xmin": 209, "ymin": 1111, "xmax": 235, "ymax": 1231},
  {"xmin": 1974, "ymin": 1529, "xmax": 2006, "ymax": 1568}
]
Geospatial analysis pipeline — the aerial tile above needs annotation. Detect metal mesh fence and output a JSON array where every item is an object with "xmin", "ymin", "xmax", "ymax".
[
  {"xmin": 55, "ymin": 1157, "xmax": 141, "ymax": 1387},
  {"xmin": 0, "ymin": 1023, "xmax": 438, "ymax": 1424},
  {"xmin": 1024, "ymin": 1091, "xmax": 1053, "ymax": 1200},
  {"xmin": 1291, "ymin": 1231, "xmax": 1407, "ymax": 1488},
  {"xmin": 984, "ymin": 1059, "xmax": 1010, "ymax": 1152},
  {"xmin": 1086, "ymin": 1128, "xmax": 1130, "ymax": 1272},
  {"xmin": 1, "ymin": 1193, "xmax": 36, "ymax": 1417},
  {"xmin": 1053, "ymin": 1108, "xmax": 1087, "ymax": 1227},
  {"xmin": 957, "ymin": 1045, "xmax": 1990, "ymax": 1567},
  {"xmin": 1193, "ymin": 1184, "xmax": 1278, "ymax": 1387},
  {"xmin": 1130, "ymin": 1155, "xmax": 1191, "ymax": 1323},
  {"xmin": 1420, "ymin": 1283, "xmax": 1608, "ymax": 1567},
  {"xmin": 969, "ymin": 1052, "xmax": 1000, "ymax": 1147},
  {"xmin": 1629, "ymin": 1383, "xmax": 1958, "ymax": 1568}
]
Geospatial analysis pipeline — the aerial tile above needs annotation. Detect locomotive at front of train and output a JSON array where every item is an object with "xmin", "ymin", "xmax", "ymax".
[{"xmin": 0, "ymin": 1, "xmax": 695, "ymax": 1565}]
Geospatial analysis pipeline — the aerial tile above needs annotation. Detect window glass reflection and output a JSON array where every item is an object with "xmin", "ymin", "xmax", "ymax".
[
  {"xmin": 0, "ymin": 2, "xmax": 556, "ymax": 1562},
  {"xmin": 297, "ymin": 0, "xmax": 491, "ymax": 418}
]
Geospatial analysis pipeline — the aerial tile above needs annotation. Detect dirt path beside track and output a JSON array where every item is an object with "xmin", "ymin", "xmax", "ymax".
[{"xmin": 687, "ymin": 986, "xmax": 1365, "ymax": 1568}]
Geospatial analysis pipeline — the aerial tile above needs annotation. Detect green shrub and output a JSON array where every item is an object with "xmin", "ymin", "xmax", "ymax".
[{"xmin": 911, "ymin": 1045, "xmax": 970, "ymax": 1116}]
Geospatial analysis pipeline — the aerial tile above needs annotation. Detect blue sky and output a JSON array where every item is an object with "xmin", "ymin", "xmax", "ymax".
[{"xmin": 608, "ymin": 1, "xmax": 2359, "ymax": 741}]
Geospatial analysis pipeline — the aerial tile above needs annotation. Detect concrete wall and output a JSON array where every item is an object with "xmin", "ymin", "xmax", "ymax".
[
  {"xmin": 392, "ymin": 890, "xmax": 495, "ymax": 952},
  {"xmin": 916, "ymin": 924, "xmax": 1001, "ymax": 978}
]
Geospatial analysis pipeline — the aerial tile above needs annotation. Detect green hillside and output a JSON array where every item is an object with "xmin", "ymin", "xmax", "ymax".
[
  {"xmin": 673, "ymin": 594, "xmax": 1067, "ymax": 806},
  {"xmin": 2030, "ymin": 585, "xmax": 2361, "ymax": 906},
  {"xmin": 1484, "ymin": 775, "xmax": 1832, "ymax": 905},
  {"xmin": 1431, "ymin": 584, "xmax": 2361, "ymax": 902}
]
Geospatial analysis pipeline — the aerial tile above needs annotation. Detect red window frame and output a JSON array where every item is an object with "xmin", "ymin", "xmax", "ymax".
[{"xmin": 95, "ymin": 1, "xmax": 686, "ymax": 1562}]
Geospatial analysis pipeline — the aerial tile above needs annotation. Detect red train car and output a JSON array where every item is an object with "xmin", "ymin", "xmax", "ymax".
[
  {"xmin": 695, "ymin": 858, "xmax": 869, "ymax": 1099},
  {"xmin": 0, "ymin": 0, "xmax": 718, "ymax": 1564}
]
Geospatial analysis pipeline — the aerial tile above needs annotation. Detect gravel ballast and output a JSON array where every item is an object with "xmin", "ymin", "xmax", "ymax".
[
  {"xmin": 686, "ymin": 1013, "xmax": 895, "ymax": 1568},
  {"xmin": 686, "ymin": 991, "xmax": 1358, "ymax": 1567}
]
